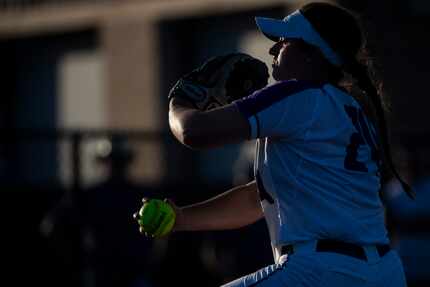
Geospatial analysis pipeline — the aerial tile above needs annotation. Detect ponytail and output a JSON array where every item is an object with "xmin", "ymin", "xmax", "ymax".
[
  {"xmin": 299, "ymin": 2, "xmax": 415, "ymax": 199},
  {"xmin": 345, "ymin": 59, "xmax": 415, "ymax": 199}
]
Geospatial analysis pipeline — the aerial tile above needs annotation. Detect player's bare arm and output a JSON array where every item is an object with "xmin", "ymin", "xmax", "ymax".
[
  {"xmin": 172, "ymin": 180, "xmax": 263, "ymax": 232},
  {"xmin": 169, "ymin": 96, "xmax": 250, "ymax": 149}
]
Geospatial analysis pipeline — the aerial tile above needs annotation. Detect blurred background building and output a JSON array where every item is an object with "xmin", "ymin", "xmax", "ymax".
[{"xmin": 1, "ymin": 0, "xmax": 430, "ymax": 286}]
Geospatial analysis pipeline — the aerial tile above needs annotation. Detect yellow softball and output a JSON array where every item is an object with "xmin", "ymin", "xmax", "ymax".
[{"xmin": 137, "ymin": 199, "xmax": 176, "ymax": 238}]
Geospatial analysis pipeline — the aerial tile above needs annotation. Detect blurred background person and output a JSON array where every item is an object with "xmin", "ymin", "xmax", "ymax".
[{"xmin": 40, "ymin": 136, "xmax": 157, "ymax": 287}]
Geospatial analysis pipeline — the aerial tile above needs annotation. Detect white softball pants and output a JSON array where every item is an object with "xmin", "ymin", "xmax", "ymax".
[{"xmin": 221, "ymin": 241, "xmax": 407, "ymax": 287}]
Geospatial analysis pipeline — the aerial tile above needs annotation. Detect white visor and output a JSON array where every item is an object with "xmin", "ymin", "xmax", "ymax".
[{"xmin": 255, "ymin": 10, "xmax": 342, "ymax": 67}]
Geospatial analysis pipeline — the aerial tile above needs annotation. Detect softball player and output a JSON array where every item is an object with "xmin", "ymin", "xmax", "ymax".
[{"xmin": 168, "ymin": 2, "xmax": 410, "ymax": 286}]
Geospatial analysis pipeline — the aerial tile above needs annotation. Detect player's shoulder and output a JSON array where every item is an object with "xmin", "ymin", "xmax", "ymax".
[
  {"xmin": 260, "ymin": 79, "xmax": 321, "ymax": 96},
  {"xmin": 322, "ymin": 83, "xmax": 358, "ymax": 104},
  {"xmin": 245, "ymin": 79, "xmax": 322, "ymax": 104},
  {"xmin": 234, "ymin": 80, "xmax": 321, "ymax": 117}
]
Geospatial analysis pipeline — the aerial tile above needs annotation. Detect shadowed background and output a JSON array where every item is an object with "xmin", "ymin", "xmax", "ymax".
[{"xmin": 1, "ymin": 0, "xmax": 430, "ymax": 286}]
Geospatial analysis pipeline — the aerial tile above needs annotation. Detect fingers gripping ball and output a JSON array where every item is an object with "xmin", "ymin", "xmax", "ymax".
[
  {"xmin": 135, "ymin": 199, "xmax": 176, "ymax": 238},
  {"xmin": 168, "ymin": 53, "xmax": 269, "ymax": 110}
]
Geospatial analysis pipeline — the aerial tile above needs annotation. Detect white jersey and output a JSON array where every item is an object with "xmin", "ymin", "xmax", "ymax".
[{"xmin": 234, "ymin": 80, "xmax": 389, "ymax": 262}]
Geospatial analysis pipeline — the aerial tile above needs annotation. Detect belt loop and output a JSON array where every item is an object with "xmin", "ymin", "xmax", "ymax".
[
  {"xmin": 363, "ymin": 245, "xmax": 380, "ymax": 264},
  {"xmin": 280, "ymin": 240, "xmax": 318, "ymax": 256}
]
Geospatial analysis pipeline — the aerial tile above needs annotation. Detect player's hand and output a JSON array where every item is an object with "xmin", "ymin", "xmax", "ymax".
[
  {"xmin": 168, "ymin": 53, "xmax": 269, "ymax": 110},
  {"xmin": 133, "ymin": 198, "xmax": 177, "ymax": 238},
  {"xmin": 164, "ymin": 199, "xmax": 184, "ymax": 232}
]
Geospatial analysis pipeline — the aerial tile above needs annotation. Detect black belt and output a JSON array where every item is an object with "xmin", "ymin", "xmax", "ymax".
[{"xmin": 281, "ymin": 239, "xmax": 390, "ymax": 261}]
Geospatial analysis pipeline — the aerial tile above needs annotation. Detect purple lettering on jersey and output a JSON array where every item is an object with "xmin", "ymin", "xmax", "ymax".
[{"xmin": 233, "ymin": 80, "xmax": 319, "ymax": 118}]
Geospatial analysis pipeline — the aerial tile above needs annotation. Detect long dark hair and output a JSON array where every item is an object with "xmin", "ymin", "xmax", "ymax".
[{"xmin": 300, "ymin": 2, "xmax": 415, "ymax": 199}]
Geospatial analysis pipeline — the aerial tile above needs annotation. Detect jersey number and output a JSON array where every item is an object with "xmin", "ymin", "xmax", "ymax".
[{"xmin": 344, "ymin": 105, "xmax": 379, "ymax": 172}]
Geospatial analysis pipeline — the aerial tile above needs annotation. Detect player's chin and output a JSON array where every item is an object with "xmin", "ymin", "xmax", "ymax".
[{"xmin": 272, "ymin": 67, "xmax": 291, "ymax": 82}]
